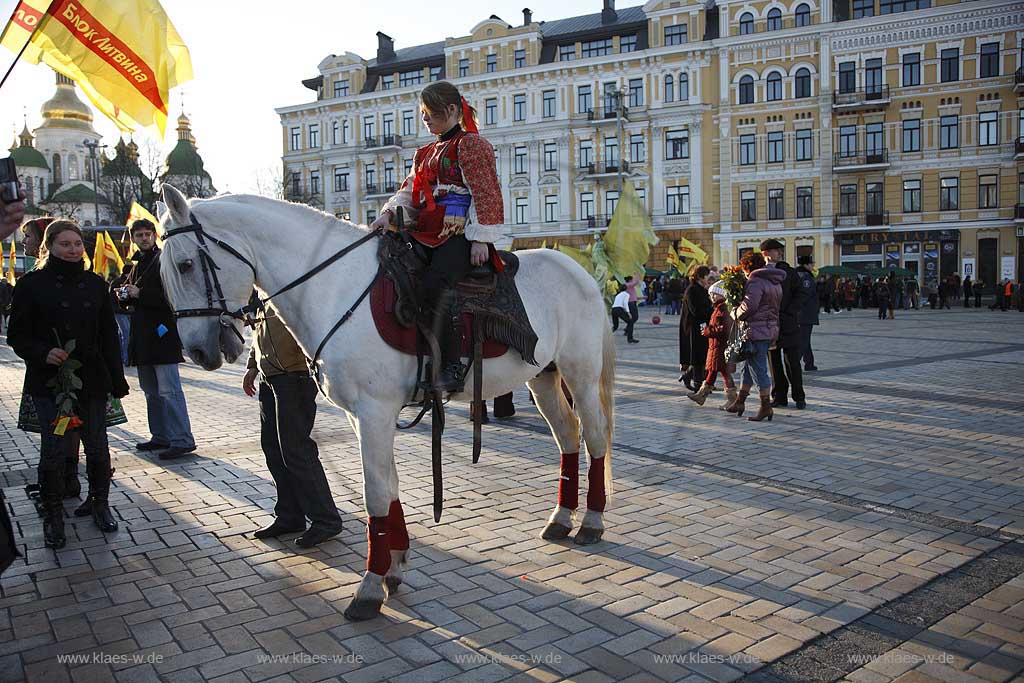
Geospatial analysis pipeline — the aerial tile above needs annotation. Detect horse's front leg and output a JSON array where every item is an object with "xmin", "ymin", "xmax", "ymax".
[
  {"xmin": 344, "ymin": 406, "xmax": 400, "ymax": 621},
  {"xmin": 527, "ymin": 368, "xmax": 583, "ymax": 540}
]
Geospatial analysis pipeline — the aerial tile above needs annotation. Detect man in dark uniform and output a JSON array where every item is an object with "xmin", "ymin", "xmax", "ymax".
[
  {"xmin": 795, "ymin": 255, "xmax": 819, "ymax": 371},
  {"xmin": 760, "ymin": 239, "xmax": 806, "ymax": 409}
]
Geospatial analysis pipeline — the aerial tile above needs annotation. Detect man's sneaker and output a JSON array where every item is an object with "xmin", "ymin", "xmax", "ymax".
[
  {"xmin": 136, "ymin": 441, "xmax": 169, "ymax": 452},
  {"xmin": 159, "ymin": 445, "xmax": 197, "ymax": 460}
]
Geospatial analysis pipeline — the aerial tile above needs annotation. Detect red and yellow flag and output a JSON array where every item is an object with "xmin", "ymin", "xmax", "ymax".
[
  {"xmin": 1, "ymin": 0, "xmax": 193, "ymax": 135},
  {"xmin": 102, "ymin": 230, "xmax": 124, "ymax": 273},
  {"xmin": 8, "ymin": 241, "xmax": 17, "ymax": 284},
  {"xmin": 91, "ymin": 229, "xmax": 107, "ymax": 275}
]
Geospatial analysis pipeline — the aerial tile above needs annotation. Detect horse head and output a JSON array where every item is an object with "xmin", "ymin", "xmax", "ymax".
[{"xmin": 158, "ymin": 184, "xmax": 251, "ymax": 370}]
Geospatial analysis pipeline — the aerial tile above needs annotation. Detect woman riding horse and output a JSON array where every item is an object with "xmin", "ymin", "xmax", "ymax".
[{"xmin": 369, "ymin": 81, "xmax": 505, "ymax": 394}]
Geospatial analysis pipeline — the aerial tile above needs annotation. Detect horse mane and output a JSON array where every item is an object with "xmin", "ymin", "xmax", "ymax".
[{"xmin": 189, "ymin": 193, "xmax": 371, "ymax": 239}]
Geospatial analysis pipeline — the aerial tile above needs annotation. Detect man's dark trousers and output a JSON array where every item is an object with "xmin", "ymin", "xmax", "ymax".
[
  {"xmin": 770, "ymin": 346, "xmax": 805, "ymax": 404},
  {"xmin": 798, "ymin": 325, "xmax": 815, "ymax": 370},
  {"xmin": 259, "ymin": 373, "xmax": 341, "ymax": 532}
]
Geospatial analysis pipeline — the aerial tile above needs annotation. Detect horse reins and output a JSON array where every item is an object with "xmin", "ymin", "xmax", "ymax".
[{"xmin": 163, "ymin": 211, "xmax": 382, "ymax": 373}]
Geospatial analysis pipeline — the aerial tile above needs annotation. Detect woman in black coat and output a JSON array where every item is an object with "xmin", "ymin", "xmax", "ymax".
[
  {"xmin": 679, "ymin": 265, "xmax": 712, "ymax": 391},
  {"xmin": 8, "ymin": 221, "xmax": 129, "ymax": 548}
]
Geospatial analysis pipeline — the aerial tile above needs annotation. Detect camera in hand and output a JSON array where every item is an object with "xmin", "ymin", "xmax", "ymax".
[{"xmin": 0, "ymin": 157, "xmax": 19, "ymax": 204}]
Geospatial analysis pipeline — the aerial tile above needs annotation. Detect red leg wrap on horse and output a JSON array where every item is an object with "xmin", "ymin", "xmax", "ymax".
[
  {"xmin": 366, "ymin": 516, "xmax": 391, "ymax": 575},
  {"xmin": 557, "ymin": 452, "xmax": 579, "ymax": 510},
  {"xmin": 587, "ymin": 456, "xmax": 607, "ymax": 513},
  {"xmin": 388, "ymin": 500, "xmax": 409, "ymax": 551}
]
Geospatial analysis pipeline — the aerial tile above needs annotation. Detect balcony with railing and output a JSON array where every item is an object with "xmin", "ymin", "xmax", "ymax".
[
  {"xmin": 1015, "ymin": 66, "xmax": 1024, "ymax": 93},
  {"xmin": 573, "ymin": 106, "xmax": 629, "ymax": 123},
  {"xmin": 579, "ymin": 160, "xmax": 631, "ymax": 178},
  {"xmin": 364, "ymin": 134, "xmax": 402, "ymax": 150},
  {"xmin": 832, "ymin": 85, "xmax": 891, "ymax": 110},
  {"xmin": 834, "ymin": 211, "xmax": 890, "ymax": 229},
  {"xmin": 833, "ymin": 149, "xmax": 890, "ymax": 171}
]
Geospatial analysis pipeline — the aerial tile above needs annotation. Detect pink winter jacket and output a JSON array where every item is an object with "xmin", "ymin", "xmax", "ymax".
[{"xmin": 735, "ymin": 266, "xmax": 786, "ymax": 341}]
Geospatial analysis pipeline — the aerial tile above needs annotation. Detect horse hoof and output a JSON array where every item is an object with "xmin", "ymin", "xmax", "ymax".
[
  {"xmin": 541, "ymin": 522, "xmax": 572, "ymax": 540},
  {"xmin": 573, "ymin": 527, "xmax": 604, "ymax": 545},
  {"xmin": 384, "ymin": 576, "xmax": 402, "ymax": 596},
  {"xmin": 343, "ymin": 598, "xmax": 383, "ymax": 621}
]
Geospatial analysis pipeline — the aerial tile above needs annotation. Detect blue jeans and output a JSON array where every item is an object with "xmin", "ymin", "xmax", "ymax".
[
  {"xmin": 114, "ymin": 314, "xmax": 131, "ymax": 366},
  {"xmin": 741, "ymin": 340, "xmax": 773, "ymax": 391},
  {"xmin": 137, "ymin": 364, "xmax": 195, "ymax": 448}
]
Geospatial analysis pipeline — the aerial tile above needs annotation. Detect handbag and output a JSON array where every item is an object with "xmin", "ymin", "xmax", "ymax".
[
  {"xmin": 723, "ymin": 321, "xmax": 754, "ymax": 364},
  {"xmin": 18, "ymin": 393, "xmax": 127, "ymax": 434}
]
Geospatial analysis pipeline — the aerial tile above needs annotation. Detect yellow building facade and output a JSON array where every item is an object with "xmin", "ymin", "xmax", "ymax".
[{"xmin": 277, "ymin": 0, "xmax": 1024, "ymax": 287}]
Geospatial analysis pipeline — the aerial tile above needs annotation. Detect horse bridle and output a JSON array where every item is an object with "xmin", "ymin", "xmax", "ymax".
[{"xmin": 162, "ymin": 211, "xmax": 382, "ymax": 367}]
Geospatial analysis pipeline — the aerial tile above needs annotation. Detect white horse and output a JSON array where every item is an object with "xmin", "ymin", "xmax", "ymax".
[{"xmin": 157, "ymin": 185, "xmax": 615, "ymax": 620}]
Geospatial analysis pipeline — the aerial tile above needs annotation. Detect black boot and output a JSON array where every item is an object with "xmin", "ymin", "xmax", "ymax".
[
  {"xmin": 41, "ymin": 468, "xmax": 66, "ymax": 549},
  {"xmin": 86, "ymin": 461, "xmax": 117, "ymax": 533},
  {"xmin": 434, "ymin": 313, "xmax": 465, "ymax": 394},
  {"xmin": 63, "ymin": 452, "xmax": 81, "ymax": 499}
]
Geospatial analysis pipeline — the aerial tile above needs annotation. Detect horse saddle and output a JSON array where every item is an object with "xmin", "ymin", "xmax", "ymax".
[{"xmin": 371, "ymin": 231, "xmax": 539, "ymax": 366}]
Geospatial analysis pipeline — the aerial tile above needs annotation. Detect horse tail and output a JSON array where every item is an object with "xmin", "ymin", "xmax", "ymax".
[{"xmin": 599, "ymin": 320, "xmax": 616, "ymax": 497}]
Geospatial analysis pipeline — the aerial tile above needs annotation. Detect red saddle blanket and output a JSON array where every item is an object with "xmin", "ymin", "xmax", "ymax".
[{"xmin": 370, "ymin": 275, "xmax": 509, "ymax": 358}]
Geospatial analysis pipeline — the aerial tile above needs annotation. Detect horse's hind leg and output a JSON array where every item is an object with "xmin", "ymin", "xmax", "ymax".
[
  {"xmin": 559, "ymin": 365, "xmax": 611, "ymax": 546},
  {"xmin": 527, "ymin": 367, "xmax": 582, "ymax": 541},
  {"xmin": 384, "ymin": 463, "xmax": 409, "ymax": 596},
  {"xmin": 344, "ymin": 406, "xmax": 400, "ymax": 621}
]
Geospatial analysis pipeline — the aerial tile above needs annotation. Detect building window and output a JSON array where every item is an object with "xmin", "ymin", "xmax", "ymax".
[
  {"xmin": 767, "ymin": 132, "xmax": 784, "ymax": 163},
  {"xmin": 620, "ymin": 34, "xmax": 637, "ymax": 52},
  {"xmin": 513, "ymin": 146, "xmax": 527, "ymax": 174},
  {"xmin": 739, "ymin": 133, "xmax": 755, "ymax": 165},
  {"xmin": 840, "ymin": 184, "xmax": 857, "ymax": 215},
  {"xmin": 308, "ymin": 170, "xmax": 320, "ymax": 196},
  {"xmin": 739, "ymin": 75, "xmax": 754, "ymax": 104},
  {"xmin": 514, "ymin": 49, "xmax": 525, "ymax": 69},
  {"xmin": 741, "ymin": 190, "xmax": 756, "ymax": 221},
  {"xmin": 768, "ymin": 188, "xmax": 784, "ymax": 220},
  {"xmin": 664, "ymin": 75, "xmax": 674, "ymax": 103},
  {"xmin": 838, "ymin": 62, "xmax": 856, "ymax": 94},
  {"xmin": 429, "ymin": 66, "xmax": 441, "ymax": 81},
  {"xmin": 402, "ymin": 110, "xmax": 414, "ymax": 136},
  {"xmin": 543, "ymin": 143, "xmax": 557, "ymax": 171},
  {"xmin": 542, "ymin": 90, "xmax": 556, "ymax": 118},
  {"xmin": 559, "ymin": 44, "xmax": 576, "ymax": 61},
  {"xmin": 666, "ymin": 186, "xmax": 690, "ymax": 215},
  {"xmin": 365, "ymin": 164, "xmax": 375, "ymax": 189},
  {"xmin": 840, "ymin": 125, "xmax": 857, "ymax": 157},
  {"xmin": 381, "ymin": 75, "xmax": 393, "ymax": 90},
  {"xmin": 679, "ymin": 73, "xmax": 689, "ymax": 101},
  {"xmin": 795, "ymin": 68, "xmax": 811, "ymax": 98},
  {"xmin": 853, "ymin": 0, "xmax": 874, "ymax": 17},
  {"xmin": 979, "ymin": 43, "xmax": 999, "ymax": 78},
  {"xmin": 902, "ymin": 53, "xmax": 921, "ymax": 87},
  {"xmin": 366, "ymin": 209, "xmax": 377, "ymax": 224},
  {"xmin": 865, "ymin": 58, "xmax": 883, "ymax": 94},
  {"xmin": 486, "ymin": 53, "xmax": 497, "ymax": 73},
  {"xmin": 940, "ymin": 115, "xmax": 958, "ymax": 149},
  {"xmin": 880, "ymin": 0, "xmax": 930, "ymax": 13},
  {"xmin": 458, "ymin": 58, "xmax": 469, "ymax": 77},
  {"xmin": 664, "ymin": 24, "xmax": 687, "ymax": 46},
  {"xmin": 666, "ymin": 129, "xmax": 689, "ymax": 159},
  {"xmin": 582, "ymin": 38, "xmax": 613, "ymax": 58},
  {"xmin": 513, "ymin": 94, "xmax": 526, "ymax": 121},
  {"xmin": 902, "ymin": 179, "xmax": 921, "ymax": 213},
  {"xmin": 604, "ymin": 190, "xmax": 619, "ymax": 217},
  {"xmin": 544, "ymin": 195, "xmax": 558, "ymax": 222},
  {"xmin": 342, "ymin": 120, "xmax": 350, "ymax": 144},
  {"xmin": 978, "ymin": 111, "xmax": 998, "ymax": 146},
  {"xmin": 635, "ymin": 187, "xmax": 647, "ymax": 209},
  {"xmin": 866, "ymin": 123, "xmax": 884, "ymax": 154},
  {"xmin": 404, "ymin": 158, "xmax": 413, "ymax": 176},
  {"xmin": 290, "ymin": 172, "xmax": 300, "ymax": 197},
  {"xmin": 399, "ymin": 70, "xmax": 423, "ymax": 87},
  {"xmin": 795, "ymin": 3, "xmax": 811, "ymax": 25},
  {"xmin": 797, "ymin": 187, "xmax": 813, "ymax": 218},
  {"xmin": 485, "ymin": 98, "xmax": 497, "ymax": 126},
  {"xmin": 290, "ymin": 127, "xmax": 300, "ymax": 151},
  {"xmin": 383, "ymin": 162, "xmax": 395, "ymax": 189},
  {"xmin": 363, "ymin": 116, "xmax": 375, "ymax": 141},
  {"xmin": 867, "ymin": 182, "xmax": 883, "ymax": 215},
  {"xmin": 630, "ymin": 134, "xmax": 645, "ymax": 163},
  {"xmin": 796, "ymin": 129, "xmax": 813, "ymax": 160},
  {"xmin": 331, "ymin": 121, "xmax": 340, "ymax": 145},
  {"xmin": 334, "ymin": 169, "xmax": 348, "ymax": 192},
  {"xmin": 580, "ymin": 192, "xmax": 594, "ymax": 218},
  {"xmin": 333, "ymin": 79, "xmax": 349, "ymax": 98},
  {"xmin": 940, "ymin": 177, "xmax": 959, "ymax": 210},
  {"xmin": 628, "ymin": 78, "xmax": 643, "ymax": 107},
  {"xmin": 739, "ymin": 12, "xmax": 754, "ymax": 35},
  {"xmin": 766, "ymin": 72, "xmax": 782, "ymax": 101},
  {"xmin": 579, "ymin": 140, "xmax": 593, "ymax": 167},
  {"xmin": 577, "ymin": 85, "xmax": 593, "ymax": 114},
  {"xmin": 940, "ymin": 48, "xmax": 959, "ymax": 82},
  {"xmin": 604, "ymin": 137, "xmax": 619, "ymax": 166},
  {"xmin": 979, "ymin": 174, "xmax": 998, "ymax": 208},
  {"xmin": 766, "ymin": 8, "xmax": 782, "ymax": 31},
  {"xmin": 381, "ymin": 113, "xmax": 394, "ymax": 138},
  {"xmin": 514, "ymin": 197, "xmax": 528, "ymax": 224},
  {"xmin": 902, "ymin": 119, "xmax": 921, "ymax": 152}
]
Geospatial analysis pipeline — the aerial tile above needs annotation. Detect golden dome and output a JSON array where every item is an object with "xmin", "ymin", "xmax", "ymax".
[{"xmin": 39, "ymin": 72, "xmax": 94, "ymax": 131}]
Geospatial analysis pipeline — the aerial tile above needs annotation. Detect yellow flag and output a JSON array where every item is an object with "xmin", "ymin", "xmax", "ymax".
[
  {"xmin": 677, "ymin": 236, "xmax": 708, "ymax": 265},
  {"xmin": 1, "ymin": 0, "xmax": 193, "ymax": 136},
  {"xmin": 102, "ymin": 231, "xmax": 125, "ymax": 273},
  {"xmin": 604, "ymin": 180, "xmax": 657, "ymax": 283},
  {"xmin": 7, "ymin": 241, "xmax": 15, "ymax": 284},
  {"xmin": 666, "ymin": 243, "xmax": 682, "ymax": 271},
  {"xmin": 91, "ymin": 230, "xmax": 107, "ymax": 275}
]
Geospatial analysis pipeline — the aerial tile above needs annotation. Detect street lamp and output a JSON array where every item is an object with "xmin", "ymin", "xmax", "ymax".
[{"xmin": 81, "ymin": 139, "xmax": 105, "ymax": 225}]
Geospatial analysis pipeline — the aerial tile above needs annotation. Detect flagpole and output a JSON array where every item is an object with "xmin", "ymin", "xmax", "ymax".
[{"xmin": 0, "ymin": 0, "xmax": 59, "ymax": 91}]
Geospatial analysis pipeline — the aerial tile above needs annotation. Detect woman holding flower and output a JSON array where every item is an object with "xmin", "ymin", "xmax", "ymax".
[{"xmin": 8, "ymin": 221, "xmax": 129, "ymax": 548}]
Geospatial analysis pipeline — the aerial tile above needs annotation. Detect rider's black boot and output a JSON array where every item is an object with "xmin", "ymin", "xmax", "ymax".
[{"xmin": 435, "ymin": 313, "xmax": 465, "ymax": 394}]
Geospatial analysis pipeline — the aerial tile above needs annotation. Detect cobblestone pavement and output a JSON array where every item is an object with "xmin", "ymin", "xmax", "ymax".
[{"xmin": 1, "ymin": 305, "xmax": 1022, "ymax": 683}]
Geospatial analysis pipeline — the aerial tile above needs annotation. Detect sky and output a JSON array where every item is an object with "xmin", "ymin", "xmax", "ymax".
[{"xmin": 0, "ymin": 0, "xmax": 643, "ymax": 195}]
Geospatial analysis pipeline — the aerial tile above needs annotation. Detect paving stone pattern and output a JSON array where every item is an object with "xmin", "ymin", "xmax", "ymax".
[{"xmin": 0, "ymin": 306, "xmax": 1022, "ymax": 683}]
